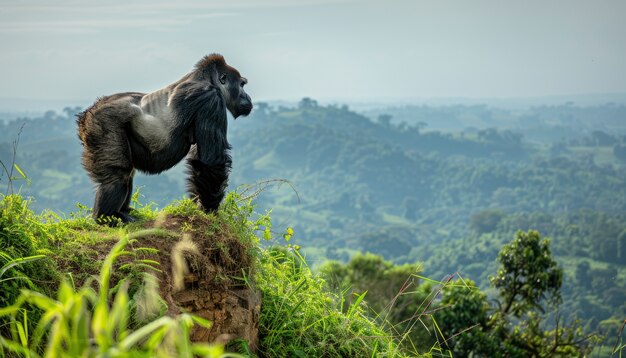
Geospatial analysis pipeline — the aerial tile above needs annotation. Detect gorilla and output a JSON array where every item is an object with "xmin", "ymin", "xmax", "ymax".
[{"xmin": 77, "ymin": 54, "xmax": 252, "ymax": 225}]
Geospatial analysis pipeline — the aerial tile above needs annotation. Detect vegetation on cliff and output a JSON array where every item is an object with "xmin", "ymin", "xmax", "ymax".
[{"xmin": 0, "ymin": 193, "xmax": 416, "ymax": 357}]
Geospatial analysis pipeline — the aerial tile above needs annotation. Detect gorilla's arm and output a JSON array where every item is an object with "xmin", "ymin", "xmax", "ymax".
[{"xmin": 185, "ymin": 86, "xmax": 232, "ymax": 212}]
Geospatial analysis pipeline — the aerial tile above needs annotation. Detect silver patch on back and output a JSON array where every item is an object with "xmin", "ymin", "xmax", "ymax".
[{"xmin": 130, "ymin": 89, "xmax": 175, "ymax": 152}]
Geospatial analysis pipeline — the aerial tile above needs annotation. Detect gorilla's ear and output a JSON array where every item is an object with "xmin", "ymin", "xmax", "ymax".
[
  {"xmin": 219, "ymin": 73, "xmax": 227, "ymax": 85},
  {"xmin": 194, "ymin": 54, "xmax": 227, "ymax": 86}
]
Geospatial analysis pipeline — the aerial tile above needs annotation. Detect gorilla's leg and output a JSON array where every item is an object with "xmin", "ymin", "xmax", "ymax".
[
  {"xmin": 187, "ymin": 159, "xmax": 229, "ymax": 211},
  {"xmin": 78, "ymin": 101, "xmax": 138, "ymax": 225},
  {"xmin": 186, "ymin": 146, "xmax": 232, "ymax": 212},
  {"xmin": 93, "ymin": 178, "xmax": 135, "ymax": 225},
  {"xmin": 120, "ymin": 173, "xmax": 134, "ymax": 215}
]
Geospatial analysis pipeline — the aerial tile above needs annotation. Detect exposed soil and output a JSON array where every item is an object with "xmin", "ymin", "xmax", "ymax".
[
  {"xmin": 62, "ymin": 212, "xmax": 261, "ymax": 352},
  {"xmin": 145, "ymin": 213, "xmax": 261, "ymax": 351}
]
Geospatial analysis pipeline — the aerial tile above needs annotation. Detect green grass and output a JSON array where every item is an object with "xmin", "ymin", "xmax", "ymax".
[
  {"xmin": 0, "ymin": 231, "xmax": 232, "ymax": 358},
  {"xmin": 0, "ymin": 193, "xmax": 423, "ymax": 357},
  {"xmin": 257, "ymin": 248, "xmax": 413, "ymax": 357}
]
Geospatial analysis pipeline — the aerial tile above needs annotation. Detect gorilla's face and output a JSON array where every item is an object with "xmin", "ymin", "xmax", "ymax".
[{"xmin": 219, "ymin": 66, "xmax": 252, "ymax": 119}]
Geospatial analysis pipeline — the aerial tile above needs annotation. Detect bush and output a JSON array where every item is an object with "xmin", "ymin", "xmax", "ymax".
[{"xmin": 257, "ymin": 248, "xmax": 410, "ymax": 357}]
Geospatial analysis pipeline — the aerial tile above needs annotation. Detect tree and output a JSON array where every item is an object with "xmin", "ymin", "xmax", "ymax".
[
  {"xmin": 435, "ymin": 279, "xmax": 499, "ymax": 356},
  {"xmin": 477, "ymin": 128, "xmax": 501, "ymax": 142},
  {"xmin": 298, "ymin": 97, "xmax": 318, "ymax": 109},
  {"xmin": 253, "ymin": 102, "xmax": 271, "ymax": 121},
  {"xmin": 618, "ymin": 229, "xmax": 626, "ymax": 263},
  {"xmin": 591, "ymin": 130, "xmax": 616, "ymax": 146},
  {"xmin": 614, "ymin": 144, "xmax": 626, "ymax": 162},
  {"xmin": 470, "ymin": 209, "xmax": 505, "ymax": 234},
  {"xmin": 62, "ymin": 106, "xmax": 82, "ymax": 120},
  {"xmin": 575, "ymin": 260, "xmax": 592, "ymax": 290},
  {"xmin": 491, "ymin": 230, "xmax": 562, "ymax": 316},
  {"xmin": 414, "ymin": 121, "xmax": 427, "ymax": 134},
  {"xmin": 377, "ymin": 114, "xmax": 392, "ymax": 128},
  {"xmin": 319, "ymin": 254, "xmax": 432, "ymax": 350},
  {"xmin": 342, "ymin": 253, "xmax": 421, "ymax": 318},
  {"xmin": 436, "ymin": 231, "xmax": 595, "ymax": 357}
]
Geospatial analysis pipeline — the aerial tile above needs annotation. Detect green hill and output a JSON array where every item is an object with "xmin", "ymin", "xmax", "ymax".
[
  {"xmin": 0, "ymin": 194, "xmax": 418, "ymax": 357},
  {"xmin": 1, "ymin": 99, "xmax": 626, "ymax": 353}
]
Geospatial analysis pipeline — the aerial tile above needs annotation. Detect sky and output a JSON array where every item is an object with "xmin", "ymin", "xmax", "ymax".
[{"xmin": 1, "ymin": 0, "xmax": 625, "ymax": 106}]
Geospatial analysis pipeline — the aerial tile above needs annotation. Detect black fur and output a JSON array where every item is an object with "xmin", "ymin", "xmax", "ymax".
[
  {"xmin": 76, "ymin": 54, "xmax": 252, "ymax": 225},
  {"xmin": 185, "ymin": 91, "xmax": 232, "ymax": 211}
]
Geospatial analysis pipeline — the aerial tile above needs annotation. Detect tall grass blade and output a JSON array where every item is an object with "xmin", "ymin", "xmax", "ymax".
[{"xmin": 0, "ymin": 255, "xmax": 45, "ymax": 279}]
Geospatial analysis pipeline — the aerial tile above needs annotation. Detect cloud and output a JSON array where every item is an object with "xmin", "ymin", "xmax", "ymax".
[
  {"xmin": 0, "ymin": 0, "xmax": 353, "ymax": 34},
  {"xmin": 1, "ymin": 0, "xmax": 625, "ymax": 100},
  {"xmin": 0, "ymin": 16, "xmax": 234, "ymax": 34},
  {"xmin": 0, "ymin": 2, "xmax": 235, "ymax": 34}
]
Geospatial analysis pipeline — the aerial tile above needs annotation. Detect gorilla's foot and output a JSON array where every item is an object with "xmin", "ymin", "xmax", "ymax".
[
  {"xmin": 119, "ymin": 211, "xmax": 137, "ymax": 223},
  {"xmin": 95, "ymin": 211, "xmax": 136, "ymax": 227}
]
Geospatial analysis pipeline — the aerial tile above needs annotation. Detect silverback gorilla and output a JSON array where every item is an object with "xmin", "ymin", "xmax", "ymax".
[{"xmin": 77, "ymin": 54, "xmax": 252, "ymax": 225}]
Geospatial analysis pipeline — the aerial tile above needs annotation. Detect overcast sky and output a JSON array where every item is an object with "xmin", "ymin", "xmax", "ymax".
[{"xmin": 1, "ymin": 0, "xmax": 625, "ymax": 104}]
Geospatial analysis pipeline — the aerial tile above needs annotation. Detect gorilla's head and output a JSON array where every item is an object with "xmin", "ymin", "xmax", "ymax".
[{"xmin": 199, "ymin": 54, "xmax": 253, "ymax": 119}]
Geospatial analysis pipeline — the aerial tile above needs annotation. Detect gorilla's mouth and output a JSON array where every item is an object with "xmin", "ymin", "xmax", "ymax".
[{"xmin": 239, "ymin": 103, "xmax": 253, "ymax": 117}]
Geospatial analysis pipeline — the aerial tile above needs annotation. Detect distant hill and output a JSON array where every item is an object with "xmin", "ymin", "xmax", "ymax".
[{"xmin": 1, "ymin": 98, "xmax": 625, "ymax": 340}]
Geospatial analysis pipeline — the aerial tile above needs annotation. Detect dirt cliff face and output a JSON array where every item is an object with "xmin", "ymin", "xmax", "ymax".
[
  {"xmin": 68, "ymin": 211, "xmax": 262, "ymax": 353},
  {"xmin": 173, "ymin": 286, "xmax": 261, "ymax": 349},
  {"xmin": 145, "ymin": 213, "xmax": 261, "ymax": 352}
]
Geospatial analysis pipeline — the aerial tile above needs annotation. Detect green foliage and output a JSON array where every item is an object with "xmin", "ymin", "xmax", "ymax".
[
  {"xmin": 219, "ymin": 192, "xmax": 264, "ymax": 247},
  {"xmin": 319, "ymin": 254, "xmax": 437, "ymax": 354},
  {"xmin": 1, "ymin": 195, "xmax": 48, "ymax": 257},
  {"xmin": 435, "ymin": 231, "xmax": 595, "ymax": 357},
  {"xmin": 0, "ymin": 254, "xmax": 45, "ymax": 282},
  {"xmin": 0, "ymin": 232, "xmax": 233, "ymax": 358},
  {"xmin": 435, "ymin": 279, "xmax": 498, "ymax": 356},
  {"xmin": 0, "ymin": 192, "xmax": 416, "ymax": 357},
  {"xmin": 320, "ymin": 253, "xmax": 423, "ymax": 319},
  {"xmin": 469, "ymin": 209, "xmax": 505, "ymax": 234},
  {"xmin": 0, "ymin": 195, "xmax": 58, "ymax": 316},
  {"xmin": 162, "ymin": 197, "xmax": 204, "ymax": 217},
  {"xmin": 491, "ymin": 230, "xmax": 562, "ymax": 316},
  {"xmin": 257, "ymin": 249, "xmax": 412, "ymax": 357},
  {"xmin": 3, "ymin": 102, "xmax": 626, "ymax": 352}
]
